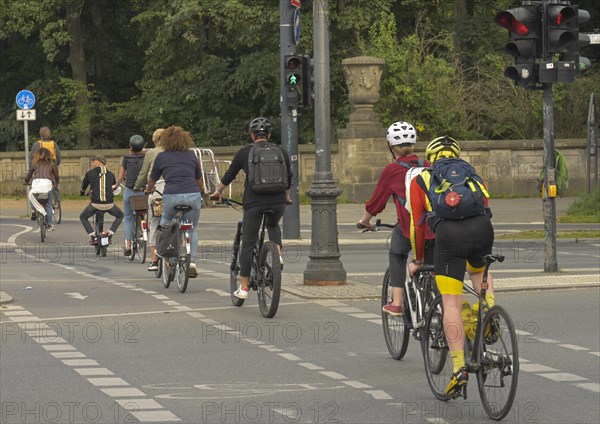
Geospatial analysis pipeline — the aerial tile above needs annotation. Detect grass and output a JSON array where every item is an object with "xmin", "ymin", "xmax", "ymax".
[
  {"xmin": 496, "ymin": 230, "xmax": 600, "ymax": 240},
  {"xmin": 558, "ymin": 188, "xmax": 600, "ymax": 223}
]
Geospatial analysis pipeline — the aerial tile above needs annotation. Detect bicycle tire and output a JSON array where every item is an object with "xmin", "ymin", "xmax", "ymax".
[
  {"xmin": 136, "ymin": 215, "xmax": 147, "ymax": 264},
  {"xmin": 101, "ymin": 245, "xmax": 107, "ymax": 257},
  {"xmin": 155, "ymin": 257, "xmax": 163, "ymax": 278},
  {"xmin": 230, "ymin": 222, "xmax": 245, "ymax": 307},
  {"xmin": 176, "ymin": 235, "xmax": 190, "ymax": 293},
  {"xmin": 381, "ymin": 268, "xmax": 410, "ymax": 360},
  {"xmin": 38, "ymin": 214, "xmax": 45, "ymax": 243},
  {"xmin": 257, "ymin": 241, "xmax": 281, "ymax": 319},
  {"xmin": 53, "ymin": 190, "xmax": 62, "ymax": 224},
  {"xmin": 422, "ymin": 295, "xmax": 452, "ymax": 401},
  {"xmin": 476, "ymin": 305, "xmax": 519, "ymax": 421},
  {"xmin": 162, "ymin": 257, "xmax": 172, "ymax": 288},
  {"xmin": 418, "ymin": 273, "xmax": 439, "ymax": 354},
  {"xmin": 128, "ymin": 217, "xmax": 138, "ymax": 262}
]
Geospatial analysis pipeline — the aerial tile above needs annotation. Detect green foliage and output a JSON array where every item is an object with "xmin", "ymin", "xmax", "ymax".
[{"xmin": 560, "ymin": 188, "xmax": 600, "ymax": 223}]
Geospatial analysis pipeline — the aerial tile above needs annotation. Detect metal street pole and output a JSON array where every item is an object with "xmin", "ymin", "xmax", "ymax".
[
  {"xmin": 303, "ymin": 0, "xmax": 346, "ymax": 285},
  {"xmin": 280, "ymin": 0, "xmax": 300, "ymax": 239},
  {"xmin": 587, "ymin": 93, "xmax": 598, "ymax": 193},
  {"xmin": 24, "ymin": 120, "xmax": 31, "ymax": 216}
]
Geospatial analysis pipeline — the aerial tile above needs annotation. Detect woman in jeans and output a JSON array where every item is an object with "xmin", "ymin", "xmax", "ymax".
[
  {"xmin": 24, "ymin": 147, "xmax": 59, "ymax": 230},
  {"xmin": 145, "ymin": 126, "xmax": 204, "ymax": 277}
]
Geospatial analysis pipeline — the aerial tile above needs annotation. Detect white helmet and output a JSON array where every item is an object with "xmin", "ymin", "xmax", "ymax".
[{"xmin": 386, "ymin": 121, "xmax": 417, "ymax": 146}]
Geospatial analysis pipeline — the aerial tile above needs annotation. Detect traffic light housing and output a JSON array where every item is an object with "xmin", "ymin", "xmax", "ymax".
[
  {"xmin": 545, "ymin": 3, "xmax": 590, "ymax": 81},
  {"xmin": 284, "ymin": 55, "xmax": 302, "ymax": 106},
  {"xmin": 301, "ymin": 55, "xmax": 314, "ymax": 109},
  {"xmin": 495, "ymin": 5, "xmax": 542, "ymax": 89}
]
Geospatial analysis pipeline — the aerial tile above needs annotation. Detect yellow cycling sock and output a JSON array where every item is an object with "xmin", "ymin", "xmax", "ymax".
[{"xmin": 451, "ymin": 350, "xmax": 465, "ymax": 373}]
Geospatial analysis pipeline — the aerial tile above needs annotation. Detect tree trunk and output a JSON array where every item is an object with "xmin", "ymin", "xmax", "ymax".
[
  {"xmin": 66, "ymin": 1, "xmax": 91, "ymax": 149},
  {"xmin": 454, "ymin": 0, "xmax": 467, "ymax": 53}
]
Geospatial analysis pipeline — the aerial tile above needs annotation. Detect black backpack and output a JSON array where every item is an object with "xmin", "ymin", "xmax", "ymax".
[
  {"xmin": 247, "ymin": 142, "xmax": 289, "ymax": 194},
  {"xmin": 155, "ymin": 222, "xmax": 180, "ymax": 258}
]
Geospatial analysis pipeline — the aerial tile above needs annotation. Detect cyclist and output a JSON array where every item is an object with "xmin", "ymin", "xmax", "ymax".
[
  {"xmin": 145, "ymin": 126, "xmax": 204, "ymax": 278},
  {"xmin": 357, "ymin": 121, "xmax": 434, "ymax": 317},
  {"xmin": 114, "ymin": 135, "xmax": 146, "ymax": 256},
  {"xmin": 30, "ymin": 126, "xmax": 61, "ymax": 166},
  {"xmin": 408, "ymin": 136, "xmax": 495, "ymax": 397},
  {"xmin": 135, "ymin": 128, "xmax": 165, "ymax": 271},
  {"xmin": 24, "ymin": 148, "xmax": 59, "ymax": 231},
  {"xmin": 80, "ymin": 155, "xmax": 124, "ymax": 244},
  {"xmin": 210, "ymin": 117, "xmax": 292, "ymax": 300}
]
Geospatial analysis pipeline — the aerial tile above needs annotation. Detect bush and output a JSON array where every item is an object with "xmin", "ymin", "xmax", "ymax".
[{"xmin": 560, "ymin": 188, "xmax": 600, "ymax": 223}]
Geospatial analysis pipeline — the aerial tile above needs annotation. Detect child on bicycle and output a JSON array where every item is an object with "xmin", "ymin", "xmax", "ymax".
[
  {"xmin": 408, "ymin": 136, "xmax": 495, "ymax": 397},
  {"xmin": 357, "ymin": 121, "xmax": 434, "ymax": 317},
  {"xmin": 80, "ymin": 155, "xmax": 124, "ymax": 244},
  {"xmin": 24, "ymin": 147, "xmax": 59, "ymax": 231}
]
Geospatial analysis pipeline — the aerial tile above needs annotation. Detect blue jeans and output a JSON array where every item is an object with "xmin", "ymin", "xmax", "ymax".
[
  {"xmin": 44, "ymin": 191, "xmax": 53, "ymax": 225},
  {"xmin": 160, "ymin": 192, "xmax": 201, "ymax": 262},
  {"xmin": 123, "ymin": 187, "xmax": 134, "ymax": 241}
]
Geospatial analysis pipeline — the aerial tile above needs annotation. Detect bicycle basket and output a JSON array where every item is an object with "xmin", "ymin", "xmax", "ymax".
[{"xmin": 129, "ymin": 194, "xmax": 148, "ymax": 211}]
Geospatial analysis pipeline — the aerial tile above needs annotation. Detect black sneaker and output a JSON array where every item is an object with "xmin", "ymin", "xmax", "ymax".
[
  {"xmin": 147, "ymin": 261, "xmax": 159, "ymax": 271},
  {"xmin": 30, "ymin": 211, "xmax": 36, "ymax": 221},
  {"xmin": 446, "ymin": 367, "xmax": 469, "ymax": 398}
]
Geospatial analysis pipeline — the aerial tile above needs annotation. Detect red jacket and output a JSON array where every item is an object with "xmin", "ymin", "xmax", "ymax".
[{"xmin": 365, "ymin": 154, "xmax": 431, "ymax": 239}]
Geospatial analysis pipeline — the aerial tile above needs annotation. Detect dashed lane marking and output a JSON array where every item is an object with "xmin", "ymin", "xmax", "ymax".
[
  {"xmin": 573, "ymin": 383, "xmax": 600, "ymax": 393},
  {"xmin": 537, "ymin": 373, "xmax": 588, "ymax": 382},
  {"xmin": 559, "ymin": 344, "xmax": 589, "ymax": 351}
]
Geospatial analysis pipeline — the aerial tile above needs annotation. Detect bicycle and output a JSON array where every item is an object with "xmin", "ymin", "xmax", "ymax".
[
  {"xmin": 128, "ymin": 193, "xmax": 148, "ymax": 264},
  {"xmin": 92, "ymin": 210, "xmax": 111, "ymax": 257},
  {"xmin": 358, "ymin": 220, "xmax": 438, "ymax": 360},
  {"xmin": 215, "ymin": 197, "xmax": 282, "ymax": 319},
  {"xmin": 421, "ymin": 254, "xmax": 519, "ymax": 421},
  {"xmin": 160, "ymin": 205, "xmax": 194, "ymax": 293},
  {"xmin": 31, "ymin": 192, "xmax": 50, "ymax": 243},
  {"xmin": 51, "ymin": 188, "xmax": 61, "ymax": 224}
]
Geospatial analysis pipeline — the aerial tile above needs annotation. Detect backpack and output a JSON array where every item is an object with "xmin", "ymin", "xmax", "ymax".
[
  {"xmin": 123, "ymin": 155, "xmax": 145, "ymax": 188},
  {"xmin": 248, "ymin": 142, "xmax": 289, "ymax": 194},
  {"xmin": 39, "ymin": 140, "xmax": 57, "ymax": 161},
  {"xmin": 155, "ymin": 221, "xmax": 180, "ymax": 258},
  {"xmin": 394, "ymin": 159, "xmax": 425, "ymax": 210},
  {"xmin": 426, "ymin": 158, "xmax": 490, "ymax": 221},
  {"xmin": 537, "ymin": 149, "xmax": 569, "ymax": 196}
]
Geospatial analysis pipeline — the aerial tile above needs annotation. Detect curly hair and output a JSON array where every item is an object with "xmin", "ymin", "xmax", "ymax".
[
  {"xmin": 32, "ymin": 148, "xmax": 52, "ymax": 165},
  {"xmin": 160, "ymin": 126, "xmax": 195, "ymax": 151}
]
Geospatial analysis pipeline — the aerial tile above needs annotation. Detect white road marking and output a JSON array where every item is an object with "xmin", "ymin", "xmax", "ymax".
[
  {"xmin": 50, "ymin": 352, "xmax": 87, "ymax": 359},
  {"xmin": 365, "ymin": 390, "xmax": 393, "ymax": 400},
  {"xmin": 278, "ymin": 353, "xmax": 302, "ymax": 361},
  {"xmin": 299, "ymin": 362, "xmax": 324, "ymax": 370},
  {"xmin": 206, "ymin": 288, "xmax": 231, "ymax": 297},
  {"xmin": 535, "ymin": 338, "xmax": 558, "ymax": 343},
  {"xmin": 142, "ymin": 290, "xmax": 157, "ymax": 294},
  {"xmin": 313, "ymin": 300, "xmax": 348, "ymax": 307},
  {"xmin": 331, "ymin": 307, "xmax": 365, "ymax": 313},
  {"xmin": 520, "ymin": 363, "xmax": 558, "ymax": 372},
  {"xmin": 62, "ymin": 359, "xmax": 100, "ymax": 366},
  {"xmin": 0, "ymin": 305, "xmax": 24, "ymax": 310},
  {"xmin": 173, "ymin": 306, "xmax": 192, "ymax": 311},
  {"xmin": 349, "ymin": 313, "xmax": 380, "ymax": 319},
  {"xmin": 163, "ymin": 300, "xmax": 180, "ymax": 306},
  {"xmin": 130, "ymin": 410, "xmax": 181, "ymax": 422},
  {"xmin": 319, "ymin": 371, "xmax": 347, "ymax": 380},
  {"xmin": 342, "ymin": 380, "xmax": 373, "ymax": 389},
  {"xmin": 259, "ymin": 345, "xmax": 284, "ymax": 352},
  {"xmin": 87, "ymin": 377, "xmax": 129, "ymax": 386},
  {"xmin": 590, "ymin": 352, "xmax": 600, "ymax": 357},
  {"xmin": 41, "ymin": 344, "xmax": 77, "ymax": 352},
  {"xmin": 115, "ymin": 399, "xmax": 163, "ymax": 410},
  {"xmin": 65, "ymin": 292, "xmax": 88, "ymax": 300},
  {"xmin": 74, "ymin": 368, "xmax": 115, "ymax": 376},
  {"xmin": 187, "ymin": 312, "xmax": 206, "ymax": 318},
  {"xmin": 3, "ymin": 310, "xmax": 33, "ymax": 316},
  {"xmin": 368, "ymin": 319, "xmax": 382, "ymax": 325},
  {"xmin": 152, "ymin": 294, "xmax": 169, "ymax": 300},
  {"xmin": 559, "ymin": 344, "xmax": 589, "ymax": 351},
  {"xmin": 573, "ymin": 383, "xmax": 600, "ymax": 393},
  {"xmin": 32, "ymin": 336, "xmax": 67, "ymax": 344},
  {"xmin": 7, "ymin": 316, "xmax": 41, "ymax": 322},
  {"xmin": 7, "ymin": 225, "xmax": 34, "ymax": 244},
  {"xmin": 100, "ymin": 388, "xmax": 146, "ymax": 397},
  {"xmin": 538, "ymin": 373, "xmax": 588, "ymax": 382}
]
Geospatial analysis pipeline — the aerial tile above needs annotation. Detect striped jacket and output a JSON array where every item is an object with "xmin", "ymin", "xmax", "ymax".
[{"xmin": 80, "ymin": 166, "xmax": 116, "ymax": 204}]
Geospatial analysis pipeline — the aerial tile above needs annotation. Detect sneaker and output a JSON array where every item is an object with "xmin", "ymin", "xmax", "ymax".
[
  {"xmin": 188, "ymin": 263, "xmax": 198, "ymax": 278},
  {"xmin": 233, "ymin": 287, "xmax": 250, "ymax": 299},
  {"xmin": 124, "ymin": 249, "xmax": 132, "ymax": 257},
  {"xmin": 446, "ymin": 367, "xmax": 469, "ymax": 397},
  {"xmin": 89, "ymin": 236, "xmax": 99, "ymax": 245},
  {"xmin": 30, "ymin": 211, "xmax": 36, "ymax": 221},
  {"xmin": 279, "ymin": 256, "xmax": 284, "ymax": 270},
  {"xmin": 147, "ymin": 261, "xmax": 159, "ymax": 271},
  {"xmin": 382, "ymin": 303, "xmax": 403, "ymax": 317},
  {"xmin": 47, "ymin": 224, "xmax": 55, "ymax": 232}
]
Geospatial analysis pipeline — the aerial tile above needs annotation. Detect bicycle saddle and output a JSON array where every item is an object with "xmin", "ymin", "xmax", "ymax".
[
  {"xmin": 174, "ymin": 205, "xmax": 192, "ymax": 212},
  {"xmin": 261, "ymin": 209, "xmax": 274, "ymax": 215}
]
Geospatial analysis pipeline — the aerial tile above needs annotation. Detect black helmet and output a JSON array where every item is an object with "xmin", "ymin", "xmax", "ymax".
[
  {"xmin": 129, "ymin": 134, "xmax": 145, "ymax": 150},
  {"xmin": 249, "ymin": 117, "xmax": 272, "ymax": 135}
]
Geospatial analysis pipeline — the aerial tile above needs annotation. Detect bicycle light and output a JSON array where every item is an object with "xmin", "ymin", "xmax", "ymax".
[{"xmin": 180, "ymin": 223, "xmax": 193, "ymax": 231}]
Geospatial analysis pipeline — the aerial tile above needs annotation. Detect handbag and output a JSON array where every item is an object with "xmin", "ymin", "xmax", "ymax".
[
  {"xmin": 151, "ymin": 197, "xmax": 163, "ymax": 217},
  {"xmin": 155, "ymin": 221, "xmax": 180, "ymax": 258}
]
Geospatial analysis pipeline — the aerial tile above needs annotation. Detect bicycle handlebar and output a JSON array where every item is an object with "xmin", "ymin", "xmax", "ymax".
[{"xmin": 357, "ymin": 218, "xmax": 395, "ymax": 233}]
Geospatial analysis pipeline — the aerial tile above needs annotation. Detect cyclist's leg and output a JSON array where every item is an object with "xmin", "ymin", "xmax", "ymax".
[
  {"xmin": 264, "ymin": 204, "xmax": 285, "ymax": 255},
  {"xmin": 180, "ymin": 192, "xmax": 201, "ymax": 262},
  {"xmin": 385, "ymin": 226, "xmax": 412, "ymax": 312},
  {"xmin": 106, "ymin": 204, "xmax": 124, "ymax": 235},
  {"xmin": 123, "ymin": 187, "xmax": 134, "ymax": 248},
  {"xmin": 464, "ymin": 215, "xmax": 495, "ymax": 302},
  {"xmin": 44, "ymin": 191, "xmax": 53, "ymax": 225},
  {"xmin": 239, "ymin": 207, "xmax": 263, "ymax": 291},
  {"xmin": 148, "ymin": 192, "xmax": 161, "ymax": 264},
  {"xmin": 80, "ymin": 204, "xmax": 97, "ymax": 236}
]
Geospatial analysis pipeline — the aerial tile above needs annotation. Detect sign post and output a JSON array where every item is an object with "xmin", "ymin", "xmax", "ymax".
[{"xmin": 16, "ymin": 90, "xmax": 36, "ymax": 216}]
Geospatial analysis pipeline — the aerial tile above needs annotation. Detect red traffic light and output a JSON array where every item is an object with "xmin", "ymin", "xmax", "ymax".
[
  {"xmin": 548, "ymin": 6, "xmax": 576, "ymax": 26},
  {"xmin": 495, "ymin": 10, "xmax": 530, "ymax": 36},
  {"xmin": 285, "ymin": 56, "xmax": 302, "ymax": 70}
]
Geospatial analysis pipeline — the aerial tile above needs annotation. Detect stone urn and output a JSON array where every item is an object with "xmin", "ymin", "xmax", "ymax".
[{"xmin": 341, "ymin": 56, "xmax": 386, "ymax": 128}]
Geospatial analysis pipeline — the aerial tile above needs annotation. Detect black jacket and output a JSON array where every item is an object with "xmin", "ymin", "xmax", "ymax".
[{"xmin": 80, "ymin": 166, "xmax": 116, "ymax": 204}]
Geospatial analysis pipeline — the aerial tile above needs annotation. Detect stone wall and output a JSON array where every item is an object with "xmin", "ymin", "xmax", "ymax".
[{"xmin": 0, "ymin": 139, "xmax": 595, "ymax": 199}]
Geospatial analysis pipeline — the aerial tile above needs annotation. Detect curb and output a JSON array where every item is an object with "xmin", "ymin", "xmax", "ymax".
[{"xmin": 0, "ymin": 291, "xmax": 14, "ymax": 306}]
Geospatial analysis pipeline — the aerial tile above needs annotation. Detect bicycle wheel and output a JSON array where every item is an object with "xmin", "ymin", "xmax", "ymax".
[
  {"xmin": 162, "ymin": 257, "xmax": 172, "ymax": 288},
  {"xmin": 422, "ymin": 295, "xmax": 452, "ymax": 401},
  {"xmin": 52, "ymin": 189, "xmax": 61, "ymax": 224},
  {"xmin": 176, "ymin": 236, "xmax": 190, "ymax": 293},
  {"xmin": 381, "ymin": 268, "xmax": 410, "ymax": 360},
  {"xmin": 476, "ymin": 305, "xmax": 519, "ymax": 421},
  {"xmin": 257, "ymin": 241, "xmax": 281, "ymax": 318},
  {"xmin": 229, "ymin": 223, "xmax": 245, "ymax": 307},
  {"xmin": 419, "ymin": 273, "xmax": 439, "ymax": 353},
  {"xmin": 135, "ymin": 215, "xmax": 146, "ymax": 264},
  {"xmin": 101, "ymin": 245, "xmax": 108, "ymax": 257},
  {"xmin": 155, "ymin": 257, "xmax": 163, "ymax": 278},
  {"xmin": 38, "ymin": 214, "xmax": 45, "ymax": 243}
]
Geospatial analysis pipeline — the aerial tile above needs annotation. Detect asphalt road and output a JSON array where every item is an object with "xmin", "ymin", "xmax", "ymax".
[{"xmin": 1, "ymin": 218, "xmax": 599, "ymax": 424}]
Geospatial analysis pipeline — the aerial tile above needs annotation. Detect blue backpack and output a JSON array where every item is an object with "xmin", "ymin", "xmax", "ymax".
[{"xmin": 426, "ymin": 158, "xmax": 490, "ymax": 221}]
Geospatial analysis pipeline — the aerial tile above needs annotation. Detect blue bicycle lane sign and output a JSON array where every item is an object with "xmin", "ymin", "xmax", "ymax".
[{"xmin": 16, "ymin": 90, "xmax": 36, "ymax": 110}]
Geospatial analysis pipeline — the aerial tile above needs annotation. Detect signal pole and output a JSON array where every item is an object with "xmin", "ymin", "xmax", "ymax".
[{"xmin": 280, "ymin": 0, "xmax": 301, "ymax": 239}]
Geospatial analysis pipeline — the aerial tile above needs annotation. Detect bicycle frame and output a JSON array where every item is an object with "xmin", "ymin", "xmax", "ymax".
[{"xmin": 405, "ymin": 265, "xmax": 436, "ymax": 335}]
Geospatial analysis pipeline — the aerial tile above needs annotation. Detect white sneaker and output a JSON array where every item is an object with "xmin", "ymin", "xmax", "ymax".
[
  {"xmin": 48, "ymin": 224, "xmax": 55, "ymax": 232},
  {"xmin": 188, "ymin": 263, "xmax": 198, "ymax": 278},
  {"xmin": 234, "ymin": 287, "xmax": 250, "ymax": 299}
]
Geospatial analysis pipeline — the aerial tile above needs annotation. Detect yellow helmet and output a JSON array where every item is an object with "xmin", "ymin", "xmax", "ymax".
[{"xmin": 425, "ymin": 136, "xmax": 461, "ymax": 163}]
